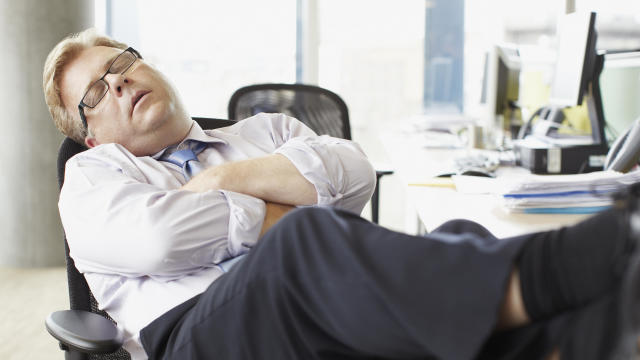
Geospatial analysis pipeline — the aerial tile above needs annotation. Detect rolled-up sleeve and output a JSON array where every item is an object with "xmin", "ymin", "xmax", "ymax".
[
  {"xmin": 59, "ymin": 150, "xmax": 265, "ymax": 280},
  {"xmin": 220, "ymin": 190, "xmax": 265, "ymax": 253},
  {"xmin": 275, "ymin": 135, "xmax": 376, "ymax": 213},
  {"xmin": 243, "ymin": 112, "xmax": 374, "ymax": 214}
]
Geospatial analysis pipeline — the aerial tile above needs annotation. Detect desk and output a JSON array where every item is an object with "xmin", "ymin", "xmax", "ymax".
[{"xmin": 381, "ymin": 125, "xmax": 591, "ymax": 238}]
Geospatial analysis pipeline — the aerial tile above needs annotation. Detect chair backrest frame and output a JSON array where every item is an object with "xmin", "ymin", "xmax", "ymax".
[{"xmin": 228, "ymin": 83, "xmax": 351, "ymax": 140}]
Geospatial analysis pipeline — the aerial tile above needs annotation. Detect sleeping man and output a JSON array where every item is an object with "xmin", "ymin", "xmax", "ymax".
[{"xmin": 43, "ymin": 28, "xmax": 640, "ymax": 359}]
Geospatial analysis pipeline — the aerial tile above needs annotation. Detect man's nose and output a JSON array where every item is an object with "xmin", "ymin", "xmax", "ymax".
[{"xmin": 104, "ymin": 73, "xmax": 130, "ymax": 97}]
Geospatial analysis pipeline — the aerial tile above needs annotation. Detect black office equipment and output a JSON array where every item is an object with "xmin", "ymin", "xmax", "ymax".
[{"xmin": 514, "ymin": 12, "xmax": 609, "ymax": 174}]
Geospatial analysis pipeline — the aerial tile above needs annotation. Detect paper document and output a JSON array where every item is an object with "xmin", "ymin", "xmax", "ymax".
[{"xmin": 495, "ymin": 170, "xmax": 640, "ymax": 213}]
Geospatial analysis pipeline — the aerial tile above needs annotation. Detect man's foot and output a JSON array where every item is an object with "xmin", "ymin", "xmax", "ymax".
[
  {"xmin": 516, "ymin": 203, "xmax": 635, "ymax": 322},
  {"xmin": 555, "ymin": 250, "xmax": 640, "ymax": 359},
  {"xmin": 607, "ymin": 250, "xmax": 640, "ymax": 359},
  {"xmin": 556, "ymin": 184, "xmax": 640, "ymax": 359},
  {"xmin": 616, "ymin": 253, "xmax": 640, "ymax": 359}
]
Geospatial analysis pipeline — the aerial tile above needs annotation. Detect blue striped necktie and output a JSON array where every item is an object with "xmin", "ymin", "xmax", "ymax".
[{"xmin": 160, "ymin": 140, "xmax": 208, "ymax": 181}]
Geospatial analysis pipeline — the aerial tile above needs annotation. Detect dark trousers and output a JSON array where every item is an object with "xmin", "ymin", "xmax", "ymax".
[{"xmin": 140, "ymin": 207, "xmax": 621, "ymax": 359}]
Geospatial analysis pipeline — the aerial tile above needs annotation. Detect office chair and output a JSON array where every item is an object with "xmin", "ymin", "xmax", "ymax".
[
  {"xmin": 228, "ymin": 83, "xmax": 393, "ymax": 224},
  {"xmin": 45, "ymin": 118, "xmax": 236, "ymax": 360}
]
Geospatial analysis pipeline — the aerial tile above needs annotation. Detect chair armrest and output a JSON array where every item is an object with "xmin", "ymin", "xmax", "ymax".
[
  {"xmin": 373, "ymin": 161, "xmax": 394, "ymax": 179},
  {"xmin": 45, "ymin": 310, "xmax": 124, "ymax": 354},
  {"xmin": 370, "ymin": 167, "xmax": 394, "ymax": 224},
  {"xmin": 375, "ymin": 169, "xmax": 394, "ymax": 178}
]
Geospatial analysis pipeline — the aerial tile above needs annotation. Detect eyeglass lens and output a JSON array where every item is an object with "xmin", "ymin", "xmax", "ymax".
[{"xmin": 83, "ymin": 50, "xmax": 137, "ymax": 107}]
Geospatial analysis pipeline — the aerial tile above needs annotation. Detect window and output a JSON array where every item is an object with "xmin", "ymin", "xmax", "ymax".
[
  {"xmin": 576, "ymin": 0, "xmax": 640, "ymax": 50},
  {"xmin": 99, "ymin": 0, "xmax": 297, "ymax": 118},
  {"xmin": 314, "ymin": 0, "xmax": 425, "ymax": 131},
  {"xmin": 95, "ymin": 1, "xmax": 638, "ymax": 230}
]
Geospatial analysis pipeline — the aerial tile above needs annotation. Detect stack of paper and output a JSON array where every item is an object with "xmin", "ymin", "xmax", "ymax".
[{"xmin": 497, "ymin": 170, "xmax": 640, "ymax": 214}]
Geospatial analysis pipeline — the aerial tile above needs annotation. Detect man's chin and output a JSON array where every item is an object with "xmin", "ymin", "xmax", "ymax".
[{"xmin": 138, "ymin": 101, "xmax": 176, "ymax": 129}]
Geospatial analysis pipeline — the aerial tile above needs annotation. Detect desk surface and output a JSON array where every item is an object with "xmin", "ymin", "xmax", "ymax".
[{"xmin": 381, "ymin": 125, "xmax": 590, "ymax": 238}]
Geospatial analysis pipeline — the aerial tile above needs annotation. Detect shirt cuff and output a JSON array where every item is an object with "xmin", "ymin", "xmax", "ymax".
[
  {"xmin": 219, "ymin": 190, "xmax": 266, "ymax": 258},
  {"xmin": 274, "ymin": 136, "xmax": 342, "ymax": 206}
]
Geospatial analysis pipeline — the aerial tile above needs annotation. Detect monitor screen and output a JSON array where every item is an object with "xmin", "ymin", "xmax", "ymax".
[
  {"xmin": 549, "ymin": 12, "xmax": 597, "ymax": 107},
  {"xmin": 494, "ymin": 46, "xmax": 520, "ymax": 116},
  {"xmin": 480, "ymin": 45, "xmax": 520, "ymax": 116},
  {"xmin": 601, "ymin": 51, "xmax": 640, "ymax": 141}
]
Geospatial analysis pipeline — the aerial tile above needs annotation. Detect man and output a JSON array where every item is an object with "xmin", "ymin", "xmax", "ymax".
[{"xmin": 44, "ymin": 29, "xmax": 639, "ymax": 360}]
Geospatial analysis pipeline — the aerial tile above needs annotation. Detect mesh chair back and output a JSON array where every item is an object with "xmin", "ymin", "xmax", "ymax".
[
  {"xmin": 228, "ymin": 83, "xmax": 351, "ymax": 140},
  {"xmin": 56, "ymin": 118, "xmax": 235, "ymax": 360}
]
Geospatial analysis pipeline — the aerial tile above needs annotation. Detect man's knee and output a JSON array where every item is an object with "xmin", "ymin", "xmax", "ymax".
[
  {"xmin": 432, "ymin": 219, "xmax": 495, "ymax": 238},
  {"xmin": 266, "ymin": 206, "xmax": 364, "ymax": 251}
]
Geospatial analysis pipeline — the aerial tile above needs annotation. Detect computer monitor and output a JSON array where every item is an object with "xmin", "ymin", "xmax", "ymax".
[
  {"xmin": 533, "ymin": 11, "xmax": 606, "ymax": 145},
  {"xmin": 480, "ymin": 44, "xmax": 521, "ymax": 138},
  {"xmin": 601, "ymin": 51, "xmax": 640, "ymax": 142},
  {"xmin": 514, "ymin": 11, "xmax": 609, "ymax": 174},
  {"xmin": 549, "ymin": 12, "xmax": 598, "ymax": 107}
]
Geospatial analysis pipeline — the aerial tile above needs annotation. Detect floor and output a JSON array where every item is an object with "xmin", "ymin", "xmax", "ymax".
[{"xmin": 0, "ymin": 267, "xmax": 68, "ymax": 360}]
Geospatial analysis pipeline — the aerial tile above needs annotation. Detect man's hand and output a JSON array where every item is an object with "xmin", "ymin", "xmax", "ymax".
[
  {"xmin": 260, "ymin": 202, "xmax": 296, "ymax": 237},
  {"xmin": 181, "ymin": 154, "xmax": 317, "ymax": 206}
]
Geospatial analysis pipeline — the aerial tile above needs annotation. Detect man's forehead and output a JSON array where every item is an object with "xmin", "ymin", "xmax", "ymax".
[
  {"xmin": 60, "ymin": 46, "xmax": 121, "ymax": 106},
  {"xmin": 69, "ymin": 46, "xmax": 121, "ymax": 78}
]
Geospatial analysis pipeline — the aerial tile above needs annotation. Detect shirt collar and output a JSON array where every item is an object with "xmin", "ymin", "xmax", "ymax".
[{"xmin": 151, "ymin": 120, "xmax": 228, "ymax": 159}]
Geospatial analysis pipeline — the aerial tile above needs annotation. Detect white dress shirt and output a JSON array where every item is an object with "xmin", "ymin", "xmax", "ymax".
[{"xmin": 58, "ymin": 113, "xmax": 376, "ymax": 359}]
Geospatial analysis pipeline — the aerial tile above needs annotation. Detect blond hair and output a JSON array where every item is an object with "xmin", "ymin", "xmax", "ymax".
[{"xmin": 43, "ymin": 28, "xmax": 128, "ymax": 144}]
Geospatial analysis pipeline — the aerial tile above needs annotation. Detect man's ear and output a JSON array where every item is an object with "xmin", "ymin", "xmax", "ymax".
[{"xmin": 84, "ymin": 136, "xmax": 100, "ymax": 148}]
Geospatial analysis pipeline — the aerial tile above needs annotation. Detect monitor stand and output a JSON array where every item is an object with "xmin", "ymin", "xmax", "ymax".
[{"xmin": 585, "ymin": 53, "xmax": 607, "ymax": 145}]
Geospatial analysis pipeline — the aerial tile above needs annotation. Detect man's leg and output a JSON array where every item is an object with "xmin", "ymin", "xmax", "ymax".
[
  {"xmin": 497, "ymin": 268, "xmax": 530, "ymax": 329},
  {"xmin": 429, "ymin": 219, "xmax": 530, "ymax": 329},
  {"xmin": 514, "ymin": 208, "xmax": 634, "ymax": 322},
  {"xmin": 481, "ymin": 201, "xmax": 640, "ymax": 360},
  {"xmin": 141, "ymin": 205, "xmax": 637, "ymax": 360},
  {"xmin": 142, "ymin": 207, "xmax": 528, "ymax": 360},
  {"xmin": 496, "ymin": 251, "xmax": 640, "ymax": 360}
]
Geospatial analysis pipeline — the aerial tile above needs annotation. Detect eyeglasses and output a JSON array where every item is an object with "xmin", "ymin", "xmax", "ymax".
[{"xmin": 78, "ymin": 47, "xmax": 142, "ymax": 130}]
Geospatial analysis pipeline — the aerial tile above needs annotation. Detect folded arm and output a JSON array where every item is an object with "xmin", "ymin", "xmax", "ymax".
[
  {"xmin": 181, "ymin": 155, "xmax": 303, "ymax": 236},
  {"xmin": 187, "ymin": 113, "xmax": 377, "ymax": 214},
  {"xmin": 59, "ymin": 146, "xmax": 267, "ymax": 279},
  {"xmin": 181, "ymin": 113, "xmax": 376, "ymax": 235},
  {"xmin": 182, "ymin": 153, "xmax": 317, "ymax": 206},
  {"xmin": 60, "ymin": 114, "xmax": 375, "ymax": 278}
]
